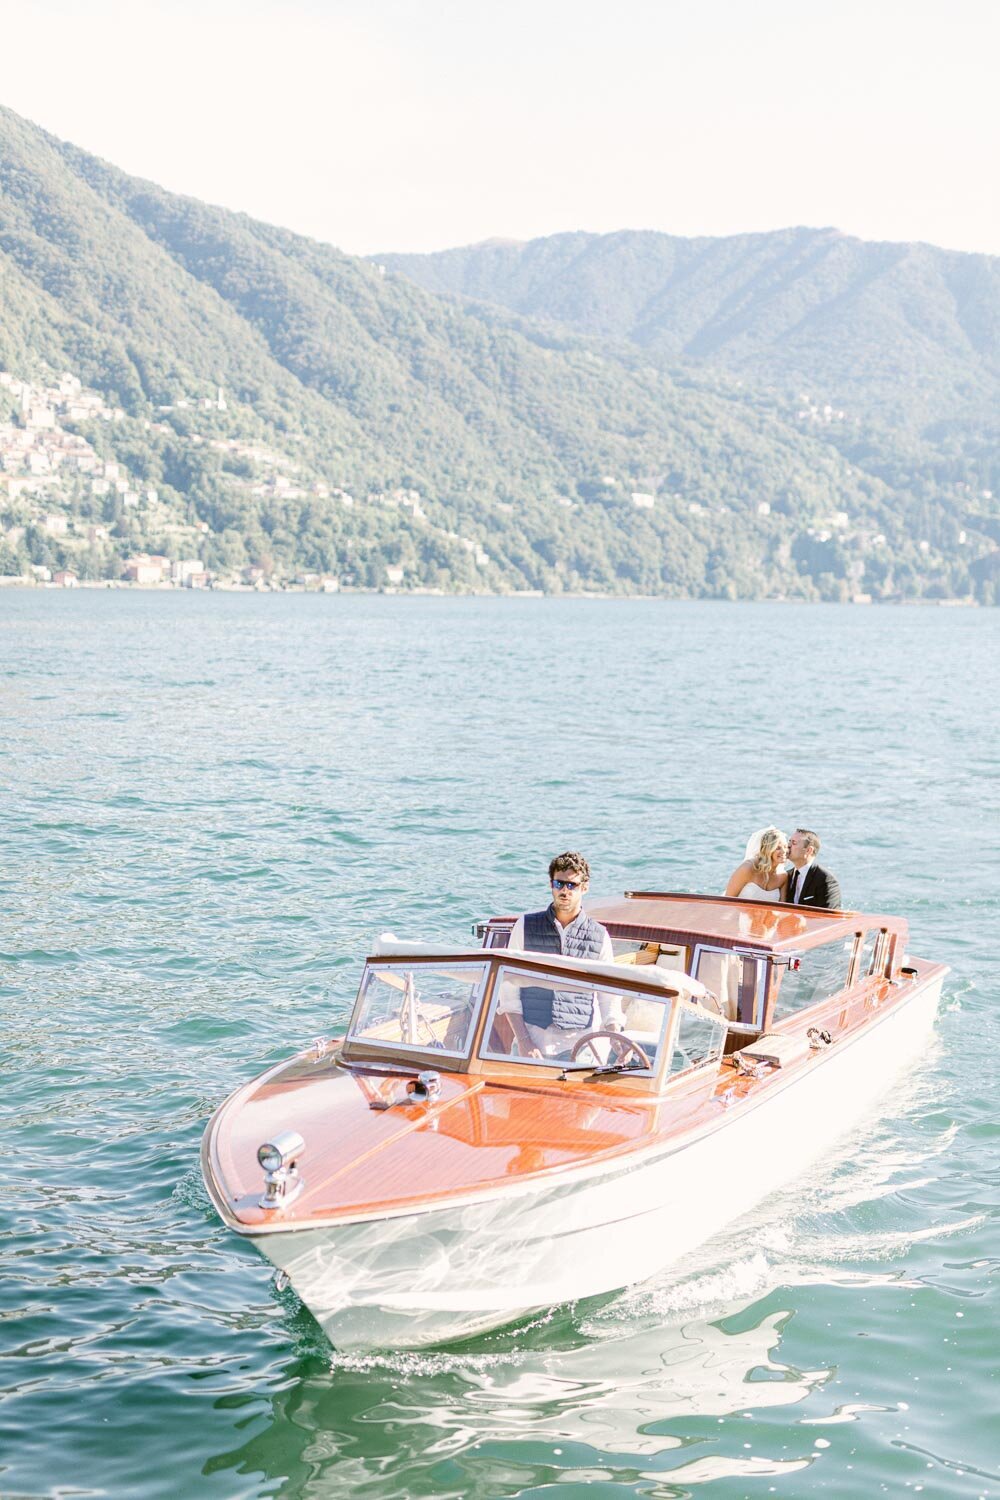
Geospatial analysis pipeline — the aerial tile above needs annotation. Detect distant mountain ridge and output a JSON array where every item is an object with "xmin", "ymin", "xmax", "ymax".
[
  {"xmin": 1, "ymin": 104, "xmax": 996, "ymax": 599},
  {"xmin": 378, "ymin": 228, "xmax": 1000, "ymax": 422}
]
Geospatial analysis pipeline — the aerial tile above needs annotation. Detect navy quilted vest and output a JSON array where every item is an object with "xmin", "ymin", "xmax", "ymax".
[{"xmin": 520, "ymin": 905, "xmax": 607, "ymax": 1029}]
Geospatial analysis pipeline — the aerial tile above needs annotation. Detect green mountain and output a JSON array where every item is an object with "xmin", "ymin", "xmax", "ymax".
[
  {"xmin": 380, "ymin": 230, "xmax": 1000, "ymax": 600},
  {"xmin": 1, "ymin": 104, "xmax": 995, "ymax": 599},
  {"xmin": 378, "ymin": 228, "xmax": 1000, "ymax": 422}
]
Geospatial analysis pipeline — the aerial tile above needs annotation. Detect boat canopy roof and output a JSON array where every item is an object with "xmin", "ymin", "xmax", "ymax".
[{"xmin": 500, "ymin": 892, "xmax": 908, "ymax": 956}]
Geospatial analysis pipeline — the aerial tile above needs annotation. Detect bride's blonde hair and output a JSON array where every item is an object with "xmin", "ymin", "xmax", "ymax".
[{"xmin": 751, "ymin": 826, "xmax": 787, "ymax": 879}]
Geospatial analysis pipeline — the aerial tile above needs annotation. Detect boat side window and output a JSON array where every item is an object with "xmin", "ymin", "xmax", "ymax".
[
  {"xmin": 872, "ymin": 928, "xmax": 891, "ymax": 978},
  {"xmin": 691, "ymin": 945, "xmax": 764, "ymax": 1024},
  {"xmin": 853, "ymin": 929, "xmax": 882, "ymax": 983},
  {"xmin": 669, "ymin": 1003, "xmax": 728, "ymax": 1077},
  {"xmin": 611, "ymin": 939, "xmax": 689, "ymax": 971},
  {"xmin": 773, "ymin": 939, "xmax": 854, "ymax": 1016},
  {"xmin": 611, "ymin": 939, "xmax": 654, "ymax": 963},
  {"xmin": 348, "ymin": 962, "xmax": 488, "ymax": 1056},
  {"xmin": 481, "ymin": 966, "xmax": 670, "ymax": 1067}
]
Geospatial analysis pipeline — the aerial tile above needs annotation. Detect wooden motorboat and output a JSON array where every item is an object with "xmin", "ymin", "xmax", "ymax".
[{"xmin": 201, "ymin": 892, "xmax": 947, "ymax": 1349}]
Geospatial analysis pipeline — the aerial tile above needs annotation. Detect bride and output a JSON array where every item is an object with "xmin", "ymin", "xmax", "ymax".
[{"xmin": 725, "ymin": 827, "xmax": 790, "ymax": 901}]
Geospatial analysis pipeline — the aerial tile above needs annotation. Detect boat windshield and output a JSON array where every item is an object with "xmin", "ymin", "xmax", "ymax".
[
  {"xmin": 481, "ymin": 964, "xmax": 672, "ymax": 1070},
  {"xmin": 670, "ymin": 1001, "xmax": 728, "ymax": 1076},
  {"xmin": 347, "ymin": 961, "xmax": 488, "ymax": 1057}
]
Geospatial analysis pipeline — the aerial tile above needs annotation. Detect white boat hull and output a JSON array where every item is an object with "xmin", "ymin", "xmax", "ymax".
[{"xmin": 251, "ymin": 976, "xmax": 943, "ymax": 1348}]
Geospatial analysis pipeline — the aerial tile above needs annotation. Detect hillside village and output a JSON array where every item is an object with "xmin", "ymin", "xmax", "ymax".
[
  {"xmin": 0, "ymin": 358, "xmax": 992, "ymax": 602},
  {"xmin": 0, "ymin": 368, "xmax": 488, "ymax": 592}
]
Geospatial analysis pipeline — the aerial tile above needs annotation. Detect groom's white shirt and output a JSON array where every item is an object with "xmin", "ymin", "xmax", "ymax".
[{"xmin": 790, "ymin": 858, "xmax": 815, "ymax": 903}]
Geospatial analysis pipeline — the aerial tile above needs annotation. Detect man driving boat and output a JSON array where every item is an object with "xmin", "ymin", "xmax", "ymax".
[{"xmin": 499, "ymin": 851, "xmax": 624, "ymax": 1058}]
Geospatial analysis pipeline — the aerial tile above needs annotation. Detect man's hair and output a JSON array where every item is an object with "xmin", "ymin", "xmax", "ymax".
[
  {"xmin": 795, "ymin": 828, "xmax": 821, "ymax": 856},
  {"xmin": 549, "ymin": 850, "xmax": 591, "ymax": 883}
]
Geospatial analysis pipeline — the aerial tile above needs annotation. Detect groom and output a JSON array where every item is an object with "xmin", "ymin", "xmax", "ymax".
[{"xmin": 786, "ymin": 828, "xmax": 842, "ymax": 909}]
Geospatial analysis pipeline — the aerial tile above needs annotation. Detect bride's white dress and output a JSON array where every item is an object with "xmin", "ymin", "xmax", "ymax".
[{"xmin": 738, "ymin": 881, "xmax": 781, "ymax": 902}]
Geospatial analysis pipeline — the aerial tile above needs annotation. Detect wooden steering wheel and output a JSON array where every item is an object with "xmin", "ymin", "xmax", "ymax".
[{"xmin": 568, "ymin": 1029, "xmax": 652, "ymax": 1069}]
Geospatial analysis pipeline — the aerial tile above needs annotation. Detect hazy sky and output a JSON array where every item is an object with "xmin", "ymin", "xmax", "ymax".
[{"xmin": 4, "ymin": 0, "xmax": 998, "ymax": 257}]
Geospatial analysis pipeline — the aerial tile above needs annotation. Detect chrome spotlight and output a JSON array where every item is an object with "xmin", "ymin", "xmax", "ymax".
[{"xmin": 257, "ymin": 1129, "xmax": 305, "ymax": 1209}]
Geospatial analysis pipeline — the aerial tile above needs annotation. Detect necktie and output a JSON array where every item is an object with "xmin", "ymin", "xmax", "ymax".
[{"xmin": 790, "ymin": 869, "xmax": 800, "ymax": 903}]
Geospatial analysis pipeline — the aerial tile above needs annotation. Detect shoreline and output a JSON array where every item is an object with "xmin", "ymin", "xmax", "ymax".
[{"xmin": 0, "ymin": 577, "xmax": 983, "ymax": 606}]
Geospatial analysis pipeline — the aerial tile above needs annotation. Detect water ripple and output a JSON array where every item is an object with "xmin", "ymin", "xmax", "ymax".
[{"xmin": 0, "ymin": 592, "xmax": 997, "ymax": 1499}]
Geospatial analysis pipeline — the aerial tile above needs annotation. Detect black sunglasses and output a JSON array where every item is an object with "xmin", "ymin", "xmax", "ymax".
[{"xmin": 551, "ymin": 878, "xmax": 582, "ymax": 891}]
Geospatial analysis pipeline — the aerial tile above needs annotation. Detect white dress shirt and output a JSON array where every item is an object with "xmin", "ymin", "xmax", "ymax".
[{"xmin": 789, "ymin": 858, "xmax": 814, "ymax": 904}]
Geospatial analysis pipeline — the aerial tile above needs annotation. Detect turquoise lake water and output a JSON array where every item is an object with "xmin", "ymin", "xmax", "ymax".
[{"xmin": 1, "ymin": 591, "xmax": 997, "ymax": 1499}]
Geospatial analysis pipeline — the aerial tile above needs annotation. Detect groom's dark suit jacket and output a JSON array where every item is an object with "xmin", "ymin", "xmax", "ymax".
[{"xmin": 788, "ymin": 862, "xmax": 842, "ymax": 910}]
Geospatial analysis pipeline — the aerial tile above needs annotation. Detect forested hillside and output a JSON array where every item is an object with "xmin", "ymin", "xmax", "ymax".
[
  {"xmin": 1, "ymin": 105, "xmax": 995, "ymax": 599},
  {"xmin": 379, "ymin": 228, "xmax": 1000, "ymax": 420},
  {"xmin": 381, "ymin": 230, "xmax": 1000, "ymax": 601}
]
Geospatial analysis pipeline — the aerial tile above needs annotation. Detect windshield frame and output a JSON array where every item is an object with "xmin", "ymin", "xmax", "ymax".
[
  {"xmin": 340, "ymin": 949, "xmax": 729, "ymax": 1091},
  {"xmin": 342, "ymin": 957, "xmax": 491, "ymax": 1066},
  {"xmin": 690, "ymin": 942, "xmax": 768, "ymax": 1027},
  {"xmin": 479, "ymin": 961, "xmax": 673, "ymax": 1074}
]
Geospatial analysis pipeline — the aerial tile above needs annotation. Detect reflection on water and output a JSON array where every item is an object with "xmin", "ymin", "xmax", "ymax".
[{"xmin": 211, "ymin": 1298, "xmax": 828, "ymax": 1495}]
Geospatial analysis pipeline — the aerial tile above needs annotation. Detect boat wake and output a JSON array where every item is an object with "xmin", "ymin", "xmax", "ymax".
[
  {"xmin": 327, "ymin": 1052, "xmax": 966, "ymax": 1393},
  {"xmin": 585, "ymin": 1059, "xmax": 970, "ymax": 1332}
]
